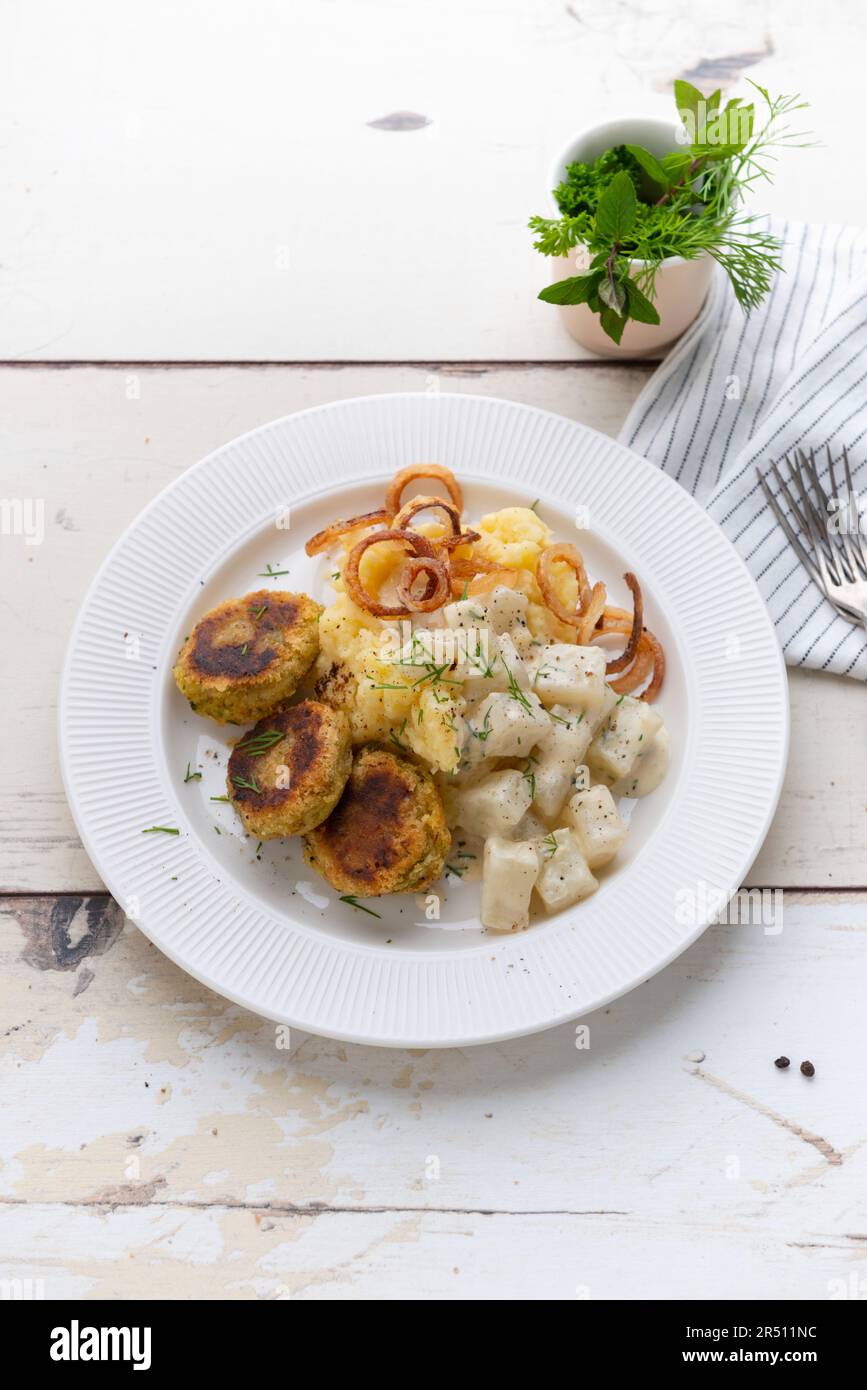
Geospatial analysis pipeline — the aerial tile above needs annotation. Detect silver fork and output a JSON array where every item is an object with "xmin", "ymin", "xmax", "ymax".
[{"xmin": 756, "ymin": 446, "xmax": 867, "ymax": 629}]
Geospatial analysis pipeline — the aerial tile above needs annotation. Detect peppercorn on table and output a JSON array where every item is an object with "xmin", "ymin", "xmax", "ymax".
[{"xmin": 1, "ymin": 0, "xmax": 866, "ymax": 1302}]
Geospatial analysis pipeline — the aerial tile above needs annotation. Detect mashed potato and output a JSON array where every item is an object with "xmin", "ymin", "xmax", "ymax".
[{"xmin": 313, "ymin": 593, "xmax": 464, "ymax": 774}]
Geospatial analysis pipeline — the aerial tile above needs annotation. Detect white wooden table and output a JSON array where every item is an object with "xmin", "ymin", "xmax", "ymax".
[{"xmin": 2, "ymin": 1, "xmax": 866, "ymax": 1302}]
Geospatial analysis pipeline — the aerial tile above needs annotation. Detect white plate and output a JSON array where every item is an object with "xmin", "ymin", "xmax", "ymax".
[{"xmin": 59, "ymin": 394, "xmax": 788, "ymax": 1047}]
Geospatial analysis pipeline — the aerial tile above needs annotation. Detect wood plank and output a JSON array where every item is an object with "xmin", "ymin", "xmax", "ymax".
[
  {"xmin": 2, "ymin": 891, "xmax": 866, "ymax": 1298},
  {"xmin": 1, "ymin": 364, "xmax": 864, "ymax": 892},
  {"xmin": 4, "ymin": 1205, "xmax": 866, "ymax": 1300},
  {"xmin": 0, "ymin": 0, "xmax": 860, "ymax": 360}
]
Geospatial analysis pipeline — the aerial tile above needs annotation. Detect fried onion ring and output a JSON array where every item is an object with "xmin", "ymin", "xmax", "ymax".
[
  {"xmin": 596, "ymin": 605, "xmax": 665, "ymax": 702},
  {"xmin": 448, "ymin": 553, "xmax": 520, "ymax": 596},
  {"xmin": 397, "ymin": 555, "xmax": 451, "ymax": 612},
  {"xmin": 441, "ymin": 528, "xmax": 481, "ymax": 551},
  {"xmin": 305, "ymin": 509, "xmax": 391, "ymax": 557},
  {"xmin": 458, "ymin": 568, "xmax": 520, "ymax": 598},
  {"xmin": 392, "ymin": 494, "xmax": 462, "ymax": 538},
  {"xmin": 576, "ymin": 581, "xmax": 607, "ymax": 645},
  {"xmin": 385, "ymin": 464, "xmax": 464, "ymax": 517},
  {"xmin": 605, "ymin": 573, "xmax": 644, "ymax": 674},
  {"xmin": 607, "ymin": 635, "xmax": 654, "ymax": 695},
  {"xmin": 537, "ymin": 544, "xmax": 591, "ymax": 628},
  {"xmin": 392, "ymin": 496, "xmax": 478, "ymax": 550},
  {"xmin": 344, "ymin": 529, "xmax": 438, "ymax": 618},
  {"xmin": 637, "ymin": 628, "xmax": 665, "ymax": 702},
  {"xmin": 449, "ymin": 554, "xmax": 506, "ymax": 579}
]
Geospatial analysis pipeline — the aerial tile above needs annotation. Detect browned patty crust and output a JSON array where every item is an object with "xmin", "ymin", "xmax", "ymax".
[
  {"xmin": 173, "ymin": 590, "xmax": 322, "ymax": 724},
  {"xmin": 303, "ymin": 745, "xmax": 451, "ymax": 897},
  {"xmin": 227, "ymin": 701, "xmax": 352, "ymax": 838}
]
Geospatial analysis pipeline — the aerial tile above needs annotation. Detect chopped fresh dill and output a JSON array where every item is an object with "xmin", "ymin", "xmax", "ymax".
[
  {"xmin": 232, "ymin": 774, "xmax": 262, "ymax": 794},
  {"xmin": 236, "ymin": 729, "xmax": 284, "ymax": 755},
  {"xmin": 470, "ymin": 708, "xmax": 492, "ymax": 742},
  {"xmin": 523, "ymin": 757, "xmax": 538, "ymax": 801},
  {"xmin": 339, "ymin": 894, "xmax": 382, "ymax": 919},
  {"xmin": 504, "ymin": 660, "xmax": 533, "ymax": 713}
]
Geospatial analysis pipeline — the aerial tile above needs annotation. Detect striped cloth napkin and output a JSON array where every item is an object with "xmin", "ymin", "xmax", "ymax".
[{"xmin": 619, "ymin": 219, "xmax": 867, "ymax": 680}]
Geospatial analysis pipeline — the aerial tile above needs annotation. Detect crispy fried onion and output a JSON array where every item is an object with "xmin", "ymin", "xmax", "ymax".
[
  {"xmin": 449, "ymin": 554, "xmax": 518, "ymax": 596},
  {"xmin": 537, "ymin": 542, "xmax": 604, "ymax": 641},
  {"xmin": 385, "ymin": 463, "xmax": 464, "ymax": 518},
  {"xmin": 305, "ymin": 508, "xmax": 391, "ymax": 557},
  {"xmin": 396, "ymin": 555, "xmax": 451, "ymax": 612},
  {"xmin": 605, "ymin": 572, "xmax": 643, "ymax": 675},
  {"xmin": 392, "ymin": 494, "xmax": 479, "ymax": 551},
  {"xmin": 576, "ymin": 582, "xmax": 607, "ymax": 645},
  {"xmin": 596, "ymin": 602, "xmax": 665, "ymax": 702},
  {"xmin": 344, "ymin": 529, "xmax": 449, "ymax": 618}
]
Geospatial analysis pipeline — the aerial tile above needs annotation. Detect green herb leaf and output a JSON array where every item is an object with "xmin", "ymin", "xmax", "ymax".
[
  {"xmin": 660, "ymin": 151, "xmax": 693, "ymax": 182},
  {"xmin": 624, "ymin": 144, "xmax": 670, "ymax": 191},
  {"xmin": 598, "ymin": 274, "xmax": 627, "ymax": 315},
  {"xmin": 594, "ymin": 170, "xmax": 637, "ymax": 242},
  {"xmin": 674, "ymin": 78, "xmax": 705, "ymax": 126},
  {"xmin": 537, "ymin": 272, "xmax": 598, "ymax": 306},
  {"xmin": 624, "ymin": 277, "xmax": 661, "ymax": 326},
  {"xmin": 599, "ymin": 305, "xmax": 627, "ymax": 345}
]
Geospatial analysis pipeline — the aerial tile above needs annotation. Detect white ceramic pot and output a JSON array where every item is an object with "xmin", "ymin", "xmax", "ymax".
[{"xmin": 546, "ymin": 117, "xmax": 714, "ymax": 358}]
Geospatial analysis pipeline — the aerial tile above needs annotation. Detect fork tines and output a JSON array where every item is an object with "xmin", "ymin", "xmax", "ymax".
[{"xmin": 756, "ymin": 446, "xmax": 867, "ymax": 626}]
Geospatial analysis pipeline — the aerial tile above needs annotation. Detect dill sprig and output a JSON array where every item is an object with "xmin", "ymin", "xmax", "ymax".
[
  {"xmin": 235, "ymin": 729, "xmax": 284, "ymax": 755},
  {"xmin": 503, "ymin": 659, "xmax": 533, "ymax": 714},
  {"xmin": 232, "ymin": 774, "xmax": 262, "ymax": 794},
  {"xmin": 339, "ymin": 894, "xmax": 382, "ymax": 919}
]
